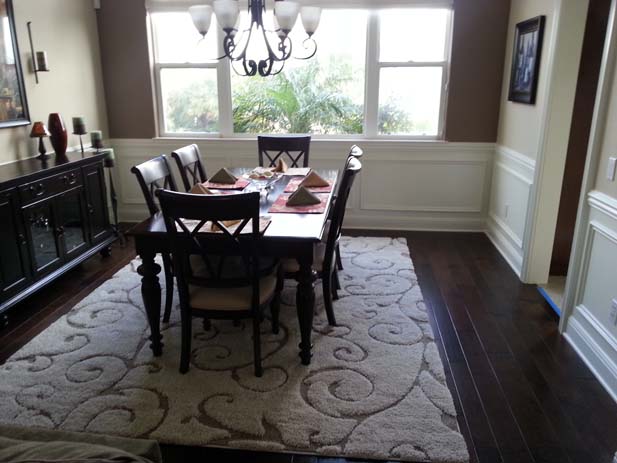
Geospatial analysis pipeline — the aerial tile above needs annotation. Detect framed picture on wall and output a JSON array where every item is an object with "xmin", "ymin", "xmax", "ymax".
[
  {"xmin": 0, "ymin": 0, "xmax": 29, "ymax": 128},
  {"xmin": 508, "ymin": 16, "xmax": 545, "ymax": 105}
]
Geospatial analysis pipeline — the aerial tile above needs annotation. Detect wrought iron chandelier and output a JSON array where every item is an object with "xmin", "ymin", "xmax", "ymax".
[{"xmin": 188, "ymin": 0, "xmax": 321, "ymax": 77}]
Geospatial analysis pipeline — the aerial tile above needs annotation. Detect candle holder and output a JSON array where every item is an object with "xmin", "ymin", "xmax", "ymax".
[
  {"xmin": 90, "ymin": 130, "xmax": 103, "ymax": 154},
  {"xmin": 72, "ymin": 117, "xmax": 87, "ymax": 156}
]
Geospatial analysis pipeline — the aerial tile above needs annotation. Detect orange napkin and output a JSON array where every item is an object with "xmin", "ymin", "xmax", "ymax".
[
  {"xmin": 209, "ymin": 168, "xmax": 238, "ymax": 184},
  {"xmin": 286, "ymin": 186, "xmax": 321, "ymax": 206},
  {"xmin": 189, "ymin": 183, "xmax": 213, "ymax": 195},
  {"xmin": 273, "ymin": 158, "xmax": 289, "ymax": 173},
  {"xmin": 299, "ymin": 171, "xmax": 329, "ymax": 188}
]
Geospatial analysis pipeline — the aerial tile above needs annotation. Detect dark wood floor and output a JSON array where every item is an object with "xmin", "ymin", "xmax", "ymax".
[{"xmin": 1, "ymin": 230, "xmax": 616, "ymax": 463}]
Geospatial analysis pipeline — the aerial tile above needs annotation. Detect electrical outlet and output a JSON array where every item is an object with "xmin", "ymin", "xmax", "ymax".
[
  {"xmin": 611, "ymin": 299, "xmax": 617, "ymax": 326},
  {"xmin": 608, "ymin": 157, "xmax": 617, "ymax": 182}
]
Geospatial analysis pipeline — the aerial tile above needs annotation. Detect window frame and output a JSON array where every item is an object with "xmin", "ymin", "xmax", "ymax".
[{"xmin": 148, "ymin": 5, "xmax": 453, "ymax": 140}]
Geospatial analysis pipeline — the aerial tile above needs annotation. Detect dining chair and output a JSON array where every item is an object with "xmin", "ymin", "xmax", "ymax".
[
  {"xmin": 157, "ymin": 189, "xmax": 282, "ymax": 376},
  {"xmin": 258, "ymin": 135, "xmax": 311, "ymax": 168},
  {"xmin": 131, "ymin": 155, "xmax": 178, "ymax": 323},
  {"xmin": 171, "ymin": 144, "xmax": 208, "ymax": 192},
  {"xmin": 333, "ymin": 145, "xmax": 364, "ymax": 271},
  {"xmin": 284, "ymin": 157, "xmax": 362, "ymax": 326}
]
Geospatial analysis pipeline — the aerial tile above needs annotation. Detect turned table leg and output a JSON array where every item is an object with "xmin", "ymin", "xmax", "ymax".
[
  {"xmin": 137, "ymin": 251, "xmax": 163, "ymax": 356},
  {"xmin": 296, "ymin": 257, "xmax": 315, "ymax": 365}
]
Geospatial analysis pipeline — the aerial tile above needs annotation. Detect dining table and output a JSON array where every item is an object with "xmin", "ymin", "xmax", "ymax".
[{"xmin": 127, "ymin": 168, "xmax": 338, "ymax": 366}]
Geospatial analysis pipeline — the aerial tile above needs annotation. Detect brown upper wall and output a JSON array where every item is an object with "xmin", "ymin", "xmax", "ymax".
[
  {"xmin": 96, "ymin": 0, "xmax": 510, "ymax": 142},
  {"xmin": 445, "ymin": 0, "xmax": 511, "ymax": 142},
  {"xmin": 96, "ymin": 0, "xmax": 156, "ymax": 139}
]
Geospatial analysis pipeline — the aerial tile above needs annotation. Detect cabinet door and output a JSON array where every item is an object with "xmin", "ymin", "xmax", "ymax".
[
  {"xmin": 0, "ymin": 189, "xmax": 31, "ymax": 299},
  {"xmin": 83, "ymin": 164, "xmax": 110, "ymax": 244},
  {"xmin": 24, "ymin": 200, "xmax": 62, "ymax": 277},
  {"xmin": 55, "ymin": 186, "xmax": 88, "ymax": 259}
]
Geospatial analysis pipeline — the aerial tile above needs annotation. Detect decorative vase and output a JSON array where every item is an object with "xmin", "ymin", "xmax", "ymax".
[{"xmin": 48, "ymin": 113, "xmax": 68, "ymax": 162}]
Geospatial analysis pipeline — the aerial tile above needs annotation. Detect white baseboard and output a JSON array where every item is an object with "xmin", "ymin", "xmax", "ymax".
[{"xmin": 485, "ymin": 214, "xmax": 524, "ymax": 277}]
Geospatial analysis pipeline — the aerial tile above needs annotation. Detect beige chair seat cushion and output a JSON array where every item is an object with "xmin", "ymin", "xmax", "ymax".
[{"xmin": 189, "ymin": 274, "xmax": 277, "ymax": 311}]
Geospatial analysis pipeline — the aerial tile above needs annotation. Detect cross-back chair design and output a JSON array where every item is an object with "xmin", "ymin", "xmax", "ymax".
[
  {"xmin": 258, "ymin": 135, "xmax": 311, "ymax": 168},
  {"xmin": 283, "ymin": 157, "xmax": 362, "ymax": 326},
  {"xmin": 131, "ymin": 155, "xmax": 178, "ymax": 323},
  {"xmin": 171, "ymin": 144, "xmax": 208, "ymax": 192},
  {"xmin": 156, "ymin": 190, "xmax": 282, "ymax": 376}
]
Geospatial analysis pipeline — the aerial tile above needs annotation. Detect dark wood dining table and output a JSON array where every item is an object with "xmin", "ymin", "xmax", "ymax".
[{"xmin": 127, "ymin": 168, "xmax": 338, "ymax": 366}]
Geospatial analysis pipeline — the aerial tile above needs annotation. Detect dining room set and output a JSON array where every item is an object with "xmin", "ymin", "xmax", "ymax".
[{"xmin": 128, "ymin": 135, "xmax": 364, "ymax": 377}]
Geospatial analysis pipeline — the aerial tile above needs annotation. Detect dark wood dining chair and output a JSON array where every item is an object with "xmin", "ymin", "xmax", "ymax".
[
  {"xmin": 131, "ymin": 155, "xmax": 178, "ymax": 323},
  {"xmin": 171, "ymin": 144, "xmax": 208, "ymax": 192},
  {"xmin": 333, "ymin": 145, "xmax": 364, "ymax": 271},
  {"xmin": 258, "ymin": 135, "xmax": 311, "ymax": 168},
  {"xmin": 283, "ymin": 157, "xmax": 362, "ymax": 326},
  {"xmin": 156, "ymin": 189, "xmax": 282, "ymax": 376}
]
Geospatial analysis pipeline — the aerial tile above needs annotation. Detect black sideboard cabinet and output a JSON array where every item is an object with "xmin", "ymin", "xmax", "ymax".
[{"xmin": 0, "ymin": 152, "xmax": 116, "ymax": 321}]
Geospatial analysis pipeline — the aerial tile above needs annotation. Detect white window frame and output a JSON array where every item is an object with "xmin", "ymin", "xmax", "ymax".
[{"xmin": 147, "ymin": 4, "xmax": 453, "ymax": 140}]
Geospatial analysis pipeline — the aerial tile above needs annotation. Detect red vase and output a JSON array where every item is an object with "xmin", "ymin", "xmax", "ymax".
[{"xmin": 48, "ymin": 113, "xmax": 68, "ymax": 161}]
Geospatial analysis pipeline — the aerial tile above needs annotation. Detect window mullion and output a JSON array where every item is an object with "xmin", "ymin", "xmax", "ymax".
[
  {"xmin": 217, "ymin": 30, "xmax": 233, "ymax": 137},
  {"xmin": 364, "ymin": 11, "xmax": 380, "ymax": 138}
]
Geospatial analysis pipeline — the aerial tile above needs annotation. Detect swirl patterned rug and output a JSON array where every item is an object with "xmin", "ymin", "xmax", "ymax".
[{"xmin": 0, "ymin": 237, "xmax": 468, "ymax": 463}]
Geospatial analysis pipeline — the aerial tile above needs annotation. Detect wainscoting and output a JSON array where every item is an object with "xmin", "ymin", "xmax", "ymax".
[
  {"xmin": 112, "ymin": 138, "xmax": 494, "ymax": 231},
  {"xmin": 486, "ymin": 145, "xmax": 536, "ymax": 277},
  {"xmin": 564, "ymin": 190, "xmax": 617, "ymax": 402}
]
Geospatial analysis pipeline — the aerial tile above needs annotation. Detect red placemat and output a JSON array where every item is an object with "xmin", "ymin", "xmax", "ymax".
[
  {"xmin": 284, "ymin": 178, "xmax": 333, "ymax": 193},
  {"xmin": 269, "ymin": 193, "xmax": 329, "ymax": 214},
  {"xmin": 203, "ymin": 179, "xmax": 250, "ymax": 190}
]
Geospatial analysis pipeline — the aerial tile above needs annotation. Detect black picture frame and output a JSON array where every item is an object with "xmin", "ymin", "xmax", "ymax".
[
  {"xmin": 0, "ymin": 0, "xmax": 30, "ymax": 129},
  {"xmin": 508, "ymin": 16, "xmax": 545, "ymax": 105}
]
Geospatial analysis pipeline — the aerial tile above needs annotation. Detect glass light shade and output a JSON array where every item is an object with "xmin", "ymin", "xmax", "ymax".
[
  {"xmin": 300, "ymin": 6, "xmax": 321, "ymax": 35},
  {"xmin": 272, "ymin": 16, "xmax": 286, "ymax": 38},
  {"xmin": 213, "ymin": 0, "xmax": 240, "ymax": 30},
  {"xmin": 274, "ymin": 1, "xmax": 300, "ymax": 32},
  {"xmin": 30, "ymin": 122, "xmax": 50, "ymax": 138},
  {"xmin": 188, "ymin": 5, "xmax": 213, "ymax": 36}
]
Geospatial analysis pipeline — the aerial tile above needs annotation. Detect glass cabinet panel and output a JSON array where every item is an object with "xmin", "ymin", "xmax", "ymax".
[
  {"xmin": 26, "ymin": 202, "xmax": 60, "ymax": 272},
  {"xmin": 0, "ymin": 190, "xmax": 29, "ymax": 294},
  {"xmin": 57, "ymin": 189, "xmax": 86, "ymax": 256}
]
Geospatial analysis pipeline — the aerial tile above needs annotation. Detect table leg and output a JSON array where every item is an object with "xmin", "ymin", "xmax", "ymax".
[
  {"xmin": 137, "ymin": 251, "xmax": 163, "ymax": 356},
  {"xmin": 296, "ymin": 257, "xmax": 315, "ymax": 365}
]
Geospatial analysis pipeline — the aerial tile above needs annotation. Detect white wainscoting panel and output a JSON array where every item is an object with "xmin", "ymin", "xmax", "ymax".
[
  {"xmin": 564, "ymin": 190, "xmax": 617, "ymax": 403},
  {"xmin": 485, "ymin": 145, "xmax": 536, "ymax": 277},
  {"xmin": 112, "ymin": 138, "xmax": 493, "ymax": 231}
]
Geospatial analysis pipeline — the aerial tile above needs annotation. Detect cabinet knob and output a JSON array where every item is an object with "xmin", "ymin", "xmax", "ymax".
[
  {"xmin": 87, "ymin": 204, "xmax": 95, "ymax": 214},
  {"xmin": 62, "ymin": 174, "xmax": 77, "ymax": 185},
  {"xmin": 29, "ymin": 183, "xmax": 45, "ymax": 197},
  {"xmin": 56, "ymin": 226, "xmax": 64, "ymax": 235},
  {"xmin": 17, "ymin": 233, "xmax": 27, "ymax": 245}
]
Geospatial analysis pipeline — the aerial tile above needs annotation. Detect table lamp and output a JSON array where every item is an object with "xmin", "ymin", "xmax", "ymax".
[{"xmin": 30, "ymin": 121, "xmax": 51, "ymax": 161}]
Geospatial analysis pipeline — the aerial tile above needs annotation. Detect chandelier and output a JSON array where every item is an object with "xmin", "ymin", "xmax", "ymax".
[{"xmin": 188, "ymin": 0, "xmax": 321, "ymax": 77}]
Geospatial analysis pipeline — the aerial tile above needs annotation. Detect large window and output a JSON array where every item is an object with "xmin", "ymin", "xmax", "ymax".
[{"xmin": 150, "ymin": 7, "xmax": 452, "ymax": 139}]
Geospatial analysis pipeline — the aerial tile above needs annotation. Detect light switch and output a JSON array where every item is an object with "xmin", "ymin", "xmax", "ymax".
[{"xmin": 608, "ymin": 157, "xmax": 617, "ymax": 182}]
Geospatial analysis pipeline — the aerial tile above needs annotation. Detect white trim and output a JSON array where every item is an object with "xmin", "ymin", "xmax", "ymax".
[
  {"xmin": 588, "ymin": 190, "xmax": 617, "ymax": 221},
  {"xmin": 145, "ymin": 0, "xmax": 454, "ymax": 12},
  {"xmin": 561, "ymin": 0, "xmax": 617, "ymax": 331},
  {"xmin": 486, "ymin": 214, "xmax": 524, "ymax": 277},
  {"xmin": 495, "ymin": 144, "xmax": 536, "ymax": 173}
]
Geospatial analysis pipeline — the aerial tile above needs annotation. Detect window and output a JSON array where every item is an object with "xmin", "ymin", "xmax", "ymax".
[{"xmin": 149, "ymin": 7, "xmax": 452, "ymax": 139}]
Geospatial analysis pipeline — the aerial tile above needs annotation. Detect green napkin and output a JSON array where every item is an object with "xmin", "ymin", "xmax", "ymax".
[
  {"xmin": 209, "ymin": 168, "xmax": 237, "ymax": 184},
  {"xmin": 286, "ymin": 186, "xmax": 321, "ymax": 206}
]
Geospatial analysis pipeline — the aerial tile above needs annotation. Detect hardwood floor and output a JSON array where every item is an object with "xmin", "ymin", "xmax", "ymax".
[{"xmin": 1, "ymin": 229, "xmax": 616, "ymax": 463}]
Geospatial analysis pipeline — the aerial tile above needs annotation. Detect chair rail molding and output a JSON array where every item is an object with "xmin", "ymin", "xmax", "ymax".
[{"xmin": 112, "ymin": 138, "xmax": 494, "ymax": 231}]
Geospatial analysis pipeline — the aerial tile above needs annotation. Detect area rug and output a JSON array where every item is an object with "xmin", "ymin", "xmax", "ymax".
[{"xmin": 0, "ymin": 237, "xmax": 469, "ymax": 463}]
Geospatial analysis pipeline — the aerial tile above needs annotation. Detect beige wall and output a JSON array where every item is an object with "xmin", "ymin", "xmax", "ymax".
[
  {"xmin": 0, "ymin": 0, "xmax": 108, "ymax": 165},
  {"xmin": 97, "ymin": 0, "xmax": 510, "ymax": 142},
  {"xmin": 497, "ymin": 0, "xmax": 555, "ymax": 159},
  {"xmin": 595, "ymin": 57, "xmax": 617, "ymax": 198}
]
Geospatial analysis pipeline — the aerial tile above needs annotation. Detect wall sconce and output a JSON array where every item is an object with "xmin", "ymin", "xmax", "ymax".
[{"xmin": 27, "ymin": 22, "xmax": 49, "ymax": 84}]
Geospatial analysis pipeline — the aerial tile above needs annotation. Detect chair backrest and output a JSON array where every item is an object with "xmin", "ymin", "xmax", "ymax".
[
  {"xmin": 324, "ymin": 157, "xmax": 362, "ymax": 271},
  {"xmin": 131, "ymin": 155, "xmax": 177, "ymax": 216},
  {"xmin": 258, "ymin": 135, "xmax": 311, "ymax": 168},
  {"xmin": 348, "ymin": 145, "xmax": 364, "ymax": 160},
  {"xmin": 157, "ymin": 189, "xmax": 263, "ymax": 311},
  {"xmin": 171, "ymin": 144, "xmax": 208, "ymax": 192}
]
